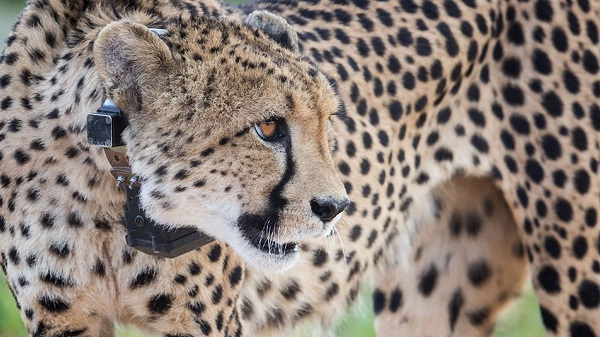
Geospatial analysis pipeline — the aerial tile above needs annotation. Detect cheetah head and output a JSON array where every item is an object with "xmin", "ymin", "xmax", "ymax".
[{"xmin": 93, "ymin": 12, "xmax": 349, "ymax": 271}]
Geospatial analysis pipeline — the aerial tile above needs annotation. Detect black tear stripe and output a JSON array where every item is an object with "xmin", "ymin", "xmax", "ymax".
[{"xmin": 237, "ymin": 135, "xmax": 295, "ymax": 245}]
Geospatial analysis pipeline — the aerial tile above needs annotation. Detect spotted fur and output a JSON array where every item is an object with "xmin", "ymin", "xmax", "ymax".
[{"xmin": 1, "ymin": 0, "xmax": 599, "ymax": 336}]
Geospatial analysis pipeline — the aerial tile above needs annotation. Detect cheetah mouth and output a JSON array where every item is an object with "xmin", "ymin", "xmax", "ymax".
[{"xmin": 253, "ymin": 239, "xmax": 299, "ymax": 255}]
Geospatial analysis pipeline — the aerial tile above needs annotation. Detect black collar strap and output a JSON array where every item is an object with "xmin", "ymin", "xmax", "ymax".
[{"xmin": 87, "ymin": 98, "xmax": 215, "ymax": 258}]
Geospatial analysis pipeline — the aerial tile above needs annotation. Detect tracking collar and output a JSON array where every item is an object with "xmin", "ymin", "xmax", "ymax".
[{"xmin": 87, "ymin": 98, "xmax": 215, "ymax": 258}]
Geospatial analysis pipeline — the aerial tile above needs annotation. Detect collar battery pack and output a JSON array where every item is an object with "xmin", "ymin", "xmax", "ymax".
[{"xmin": 86, "ymin": 99, "xmax": 214, "ymax": 258}]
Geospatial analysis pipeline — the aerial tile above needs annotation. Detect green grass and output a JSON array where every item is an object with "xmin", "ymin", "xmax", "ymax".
[{"xmin": 0, "ymin": 0, "xmax": 544, "ymax": 336}]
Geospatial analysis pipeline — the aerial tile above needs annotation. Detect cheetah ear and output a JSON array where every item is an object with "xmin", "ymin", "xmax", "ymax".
[
  {"xmin": 93, "ymin": 21, "xmax": 174, "ymax": 113},
  {"xmin": 244, "ymin": 11, "xmax": 299, "ymax": 53}
]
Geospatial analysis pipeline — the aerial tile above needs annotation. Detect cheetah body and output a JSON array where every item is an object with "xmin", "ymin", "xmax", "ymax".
[{"xmin": 0, "ymin": 0, "xmax": 599, "ymax": 336}]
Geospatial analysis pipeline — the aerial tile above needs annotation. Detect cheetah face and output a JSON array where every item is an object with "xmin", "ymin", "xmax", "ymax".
[{"xmin": 94, "ymin": 16, "xmax": 348, "ymax": 271}]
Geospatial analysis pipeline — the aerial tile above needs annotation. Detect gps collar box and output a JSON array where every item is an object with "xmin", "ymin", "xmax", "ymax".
[{"xmin": 87, "ymin": 98, "xmax": 215, "ymax": 258}]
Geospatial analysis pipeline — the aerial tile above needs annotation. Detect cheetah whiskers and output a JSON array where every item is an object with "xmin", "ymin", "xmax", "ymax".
[{"xmin": 333, "ymin": 226, "xmax": 349, "ymax": 271}]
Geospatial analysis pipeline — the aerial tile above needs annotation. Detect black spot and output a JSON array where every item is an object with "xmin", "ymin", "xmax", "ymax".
[
  {"xmin": 173, "ymin": 274, "xmax": 187, "ymax": 285},
  {"xmin": 540, "ymin": 306, "xmax": 558, "ymax": 333},
  {"xmin": 573, "ymin": 169, "xmax": 590, "ymax": 195},
  {"xmin": 174, "ymin": 169, "xmax": 188, "ymax": 180},
  {"xmin": 563, "ymin": 69, "xmax": 580, "ymax": 94},
  {"xmin": 551, "ymin": 27, "xmax": 568, "ymax": 52},
  {"xmin": 387, "ymin": 55, "xmax": 401, "ymax": 73},
  {"xmin": 26, "ymin": 255, "xmax": 37, "ymax": 267},
  {"xmin": 555, "ymin": 198, "xmax": 573, "ymax": 222},
  {"xmin": 585, "ymin": 208, "xmax": 597, "ymax": 228},
  {"xmin": 415, "ymin": 37, "xmax": 432, "ymax": 56},
  {"xmin": 533, "ymin": 49, "xmax": 552, "ymax": 75},
  {"xmin": 49, "ymin": 243, "xmax": 71, "ymax": 258},
  {"xmin": 397, "ymin": 28, "xmax": 413, "ymax": 46},
  {"xmin": 147, "ymin": 293, "xmax": 173, "ymax": 315},
  {"xmin": 571, "ymin": 127, "xmax": 587, "ymax": 151},
  {"xmin": 437, "ymin": 107, "xmax": 451, "ymax": 124},
  {"xmin": 324, "ymin": 282, "xmax": 339, "ymax": 301},
  {"xmin": 502, "ymin": 57, "xmax": 522, "ymax": 78},
  {"xmin": 468, "ymin": 260, "xmax": 491, "ymax": 286},
  {"xmin": 572, "ymin": 236, "xmax": 588, "ymax": 260},
  {"xmin": 569, "ymin": 321, "xmax": 597, "ymax": 337},
  {"xmin": 552, "ymin": 170, "xmax": 567, "ymax": 188},
  {"xmin": 502, "ymin": 84, "xmax": 525, "ymax": 106},
  {"xmin": 592, "ymin": 104, "xmax": 600, "ymax": 131},
  {"xmin": 389, "ymin": 287, "xmax": 403, "ymax": 312},
  {"xmin": 448, "ymin": 289, "xmax": 464, "ymax": 331},
  {"xmin": 208, "ymin": 244, "xmax": 222, "ymax": 262},
  {"xmin": 92, "ymin": 260, "xmax": 106, "ymax": 277},
  {"xmin": 437, "ymin": 22, "xmax": 458, "ymax": 57},
  {"xmin": 400, "ymin": 0, "xmax": 418, "ymax": 13},
  {"xmin": 8, "ymin": 118, "xmax": 21, "ymax": 132},
  {"xmin": 444, "ymin": 1, "xmax": 461, "ymax": 18},
  {"xmin": 434, "ymin": 147, "xmax": 453, "ymax": 162},
  {"xmin": 30, "ymin": 139, "xmax": 46, "ymax": 151},
  {"xmin": 8, "ymin": 248, "xmax": 20, "ymax": 265},
  {"xmin": 583, "ymin": 50, "xmax": 599, "ymax": 74},
  {"xmin": 211, "ymin": 285, "xmax": 223, "ymax": 304},
  {"xmin": 52, "ymin": 126, "xmax": 67, "ymax": 139},
  {"xmin": 544, "ymin": 236, "xmax": 561, "ymax": 259},
  {"xmin": 468, "ymin": 308, "xmax": 490, "ymax": 326},
  {"xmin": 130, "ymin": 267, "xmax": 157, "ymax": 289},
  {"xmin": 465, "ymin": 212, "xmax": 482, "ymax": 236},
  {"xmin": 229, "ymin": 265, "xmax": 243, "ymax": 287},
  {"xmin": 0, "ymin": 75, "xmax": 10, "ymax": 88},
  {"xmin": 541, "ymin": 134, "xmax": 561, "ymax": 160},
  {"xmin": 578, "ymin": 280, "xmax": 600, "ymax": 309},
  {"xmin": 14, "ymin": 150, "xmax": 31, "ymax": 165},
  {"xmin": 538, "ymin": 265, "xmax": 561, "ymax": 294},
  {"xmin": 372, "ymin": 289, "xmax": 385, "ymax": 314},
  {"xmin": 312, "ymin": 249, "xmax": 329, "ymax": 266},
  {"xmin": 418, "ymin": 264, "xmax": 438, "ymax": 297},
  {"xmin": 1, "ymin": 97, "xmax": 13, "ymax": 110},
  {"xmin": 40, "ymin": 271, "xmax": 74, "ymax": 287},
  {"xmin": 376, "ymin": 8, "xmax": 393, "ymax": 26},
  {"xmin": 356, "ymin": 38, "xmax": 370, "ymax": 56},
  {"xmin": 38, "ymin": 295, "xmax": 70, "ymax": 313},
  {"xmin": 542, "ymin": 91, "xmax": 563, "ymax": 117},
  {"xmin": 449, "ymin": 212, "xmax": 462, "ymax": 237},
  {"xmin": 470, "ymin": 134, "xmax": 489, "ymax": 153},
  {"xmin": 402, "ymin": 72, "xmax": 415, "ymax": 90},
  {"xmin": 510, "ymin": 114, "xmax": 530, "ymax": 134},
  {"xmin": 507, "ymin": 22, "xmax": 525, "ymax": 45},
  {"xmin": 280, "ymin": 280, "xmax": 300, "ymax": 300},
  {"xmin": 468, "ymin": 108, "xmax": 485, "ymax": 127},
  {"xmin": 535, "ymin": 0, "xmax": 554, "ymax": 22},
  {"xmin": 525, "ymin": 160, "xmax": 545, "ymax": 184}
]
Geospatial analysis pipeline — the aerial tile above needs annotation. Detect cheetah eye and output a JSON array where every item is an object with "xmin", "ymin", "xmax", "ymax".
[{"xmin": 254, "ymin": 118, "xmax": 281, "ymax": 141}]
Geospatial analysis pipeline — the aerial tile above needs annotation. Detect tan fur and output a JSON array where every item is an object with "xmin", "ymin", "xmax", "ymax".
[{"xmin": 1, "ymin": 0, "xmax": 599, "ymax": 336}]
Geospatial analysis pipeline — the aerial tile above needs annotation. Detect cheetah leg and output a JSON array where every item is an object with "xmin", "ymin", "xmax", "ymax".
[
  {"xmin": 0, "ymin": 265, "xmax": 116, "ymax": 337},
  {"xmin": 501, "ymin": 183, "xmax": 600, "ymax": 336},
  {"xmin": 373, "ymin": 176, "xmax": 529, "ymax": 336}
]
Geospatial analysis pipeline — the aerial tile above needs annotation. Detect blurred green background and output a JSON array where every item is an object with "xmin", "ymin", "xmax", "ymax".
[{"xmin": 0, "ymin": 0, "xmax": 544, "ymax": 336}]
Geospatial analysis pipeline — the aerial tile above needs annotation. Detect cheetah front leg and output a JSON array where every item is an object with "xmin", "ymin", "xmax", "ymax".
[{"xmin": 373, "ymin": 176, "xmax": 529, "ymax": 336}]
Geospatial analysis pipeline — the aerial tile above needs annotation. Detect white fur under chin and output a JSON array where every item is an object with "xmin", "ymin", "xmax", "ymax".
[
  {"xmin": 142, "ymin": 206, "xmax": 301, "ymax": 271},
  {"xmin": 139, "ymin": 188, "xmax": 341, "ymax": 271},
  {"xmin": 229, "ymin": 214, "xmax": 346, "ymax": 272},
  {"xmin": 240, "ymin": 244, "xmax": 301, "ymax": 272},
  {"xmin": 214, "ymin": 225, "xmax": 299, "ymax": 271}
]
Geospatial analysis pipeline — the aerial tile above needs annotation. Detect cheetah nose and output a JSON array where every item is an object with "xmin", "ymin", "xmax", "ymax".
[{"xmin": 310, "ymin": 197, "xmax": 350, "ymax": 222}]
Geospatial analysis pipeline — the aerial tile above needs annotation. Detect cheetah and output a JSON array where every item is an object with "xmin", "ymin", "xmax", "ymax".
[{"xmin": 1, "ymin": 0, "xmax": 599, "ymax": 337}]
